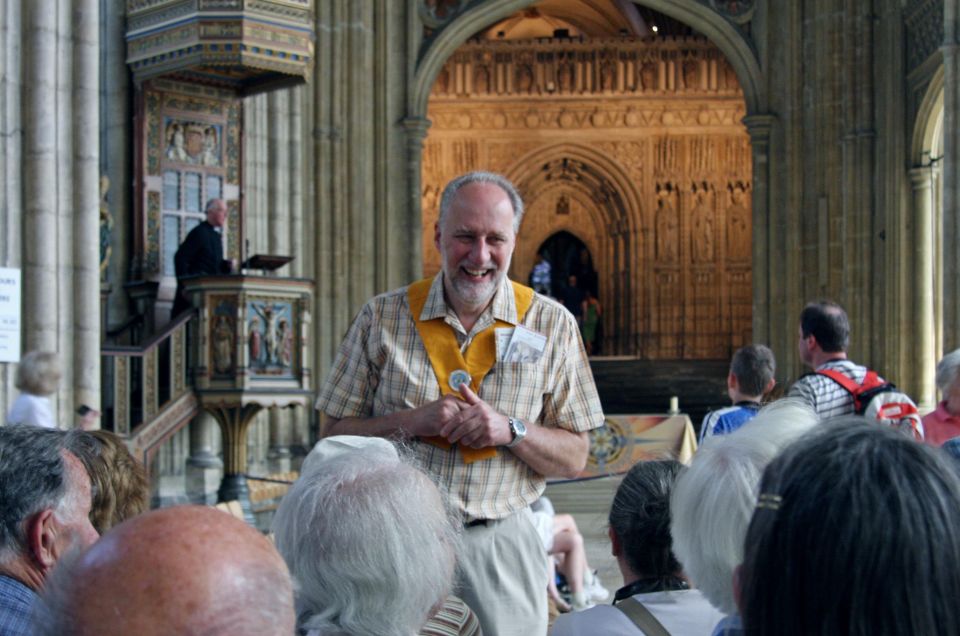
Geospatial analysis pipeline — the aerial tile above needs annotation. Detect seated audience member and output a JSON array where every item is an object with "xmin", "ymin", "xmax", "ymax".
[
  {"xmin": 7, "ymin": 351, "xmax": 61, "ymax": 428},
  {"xmin": 551, "ymin": 460, "xmax": 722, "ymax": 635},
  {"xmin": 670, "ymin": 400, "xmax": 817, "ymax": 634},
  {"xmin": 531, "ymin": 496, "xmax": 608, "ymax": 611},
  {"xmin": 272, "ymin": 436, "xmax": 472, "ymax": 636},
  {"xmin": 0, "ymin": 427, "xmax": 98, "ymax": 636},
  {"xmin": 922, "ymin": 348, "xmax": 960, "ymax": 445},
  {"xmin": 738, "ymin": 419, "xmax": 960, "ymax": 636},
  {"xmin": 699, "ymin": 345, "xmax": 776, "ymax": 442},
  {"xmin": 37, "ymin": 506, "xmax": 295, "ymax": 636},
  {"xmin": 65, "ymin": 430, "xmax": 150, "ymax": 533}
]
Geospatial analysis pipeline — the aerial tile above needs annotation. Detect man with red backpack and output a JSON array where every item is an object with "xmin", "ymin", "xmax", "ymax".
[{"xmin": 788, "ymin": 301, "xmax": 922, "ymax": 438}]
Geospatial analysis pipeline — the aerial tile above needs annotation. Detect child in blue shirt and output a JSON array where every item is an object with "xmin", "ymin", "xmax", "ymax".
[{"xmin": 699, "ymin": 344, "xmax": 776, "ymax": 442}]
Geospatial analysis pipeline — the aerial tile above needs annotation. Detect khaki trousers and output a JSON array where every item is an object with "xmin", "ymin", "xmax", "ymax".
[{"xmin": 456, "ymin": 508, "xmax": 549, "ymax": 636}]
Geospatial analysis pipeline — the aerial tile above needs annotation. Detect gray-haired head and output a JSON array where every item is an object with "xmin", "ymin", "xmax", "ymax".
[
  {"xmin": 670, "ymin": 399, "xmax": 817, "ymax": 614},
  {"xmin": 0, "ymin": 426, "xmax": 68, "ymax": 562},
  {"xmin": 730, "ymin": 344, "xmax": 776, "ymax": 397},
  {"xmin": 740, "ymin": 418, "xmax": 960, "ymax": 636},
  {"xmin": 299, "ymin": 435, "xmax": 399, "ymax": 478},
  {"xmin": 609, "ymin": 460, "xmax": 683, "ymax": 582},
  {"xmin": 272, "ymin": 442, "xmax": 461, "ymax": 636},
  {"xmin": 935, "ymin": 348, "xmax": 960, "ymax": 394},
  {"xmin": 438, "ymin": 171, "xmax": 525, "ymax": 233},
  {"xmin": 15, "ymin": 351, "xmax": 62, "ymax": 396}
]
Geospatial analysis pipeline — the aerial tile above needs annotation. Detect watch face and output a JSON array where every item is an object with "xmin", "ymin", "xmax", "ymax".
[{"xmin": 514, "ymin": 419, "xmax": 527, "ymax": 436}]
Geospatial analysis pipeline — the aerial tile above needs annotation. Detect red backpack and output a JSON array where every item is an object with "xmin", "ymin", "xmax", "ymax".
[{"xmin": 817, "ymin": 368, "xmax": 924, "ymax": 441}]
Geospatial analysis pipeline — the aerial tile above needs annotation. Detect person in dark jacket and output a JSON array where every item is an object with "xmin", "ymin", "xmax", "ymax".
[{"xmin": 171, "ymin": 198, "xmax": 234, "ymax": 318}]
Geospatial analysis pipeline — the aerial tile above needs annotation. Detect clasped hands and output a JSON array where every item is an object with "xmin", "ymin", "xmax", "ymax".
[{"xmin": 412, "ymin": 384, "xmax": 512, "ymax": 449}]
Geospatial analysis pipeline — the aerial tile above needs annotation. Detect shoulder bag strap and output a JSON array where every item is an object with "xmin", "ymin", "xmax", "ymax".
[{"xmin": 615, "ymin": 598, "xmax": 672, "ymax": 636}]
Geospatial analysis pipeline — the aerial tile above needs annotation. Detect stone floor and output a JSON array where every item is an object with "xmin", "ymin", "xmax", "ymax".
[{"xmin": 543, "ymin": 474, "xmax": 626, "ymax": 604}]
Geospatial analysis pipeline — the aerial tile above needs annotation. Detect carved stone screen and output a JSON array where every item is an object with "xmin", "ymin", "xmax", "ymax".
[{"xmin": 422, "ymin": 35, "xmax": 752, "ymax": 359}]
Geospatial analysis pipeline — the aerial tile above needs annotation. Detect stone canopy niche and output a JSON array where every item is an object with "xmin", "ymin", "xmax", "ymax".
[
  {"xmin": 423, "ymin": 34, "xmax": 752, "ymax": 359},
  {"xmin": 126, "ymin": 0, "xmax": 314, "ymax": 94}
]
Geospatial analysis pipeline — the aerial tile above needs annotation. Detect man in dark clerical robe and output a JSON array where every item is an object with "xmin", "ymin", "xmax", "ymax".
[{"xmin": 171, "ymin": 198, "xmax": 233, "ymax": 318}]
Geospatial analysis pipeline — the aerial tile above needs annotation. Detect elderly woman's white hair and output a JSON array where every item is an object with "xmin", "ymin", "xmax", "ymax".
[
  {"xmin": 669, "ymin": 399, "xmax": 817, "ymax": 614},
  {"xmin": 935, "ymin": 348, "xmax": 960, "ymax": 393},
  {"xmin": 272, "ymin": 436, "xmax": 461, "ymax": 636}
]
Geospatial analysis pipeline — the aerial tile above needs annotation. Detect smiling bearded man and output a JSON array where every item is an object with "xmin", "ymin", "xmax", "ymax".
[{"xmin": 315, "ymin": 171, "xmax": 604, "ymax": 636}]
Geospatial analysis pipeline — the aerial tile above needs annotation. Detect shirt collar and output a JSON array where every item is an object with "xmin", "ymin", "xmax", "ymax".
[
  {"xmin": 421, "ymin": 273, "xmax": 520, "ymax": 325},
  {"xmin": 612, "ymin": 575, "xmax": 689, "ymax": 603},
  {"xmin": 934, "ymin": 401, "xmax": 960, "ymax": 422}
]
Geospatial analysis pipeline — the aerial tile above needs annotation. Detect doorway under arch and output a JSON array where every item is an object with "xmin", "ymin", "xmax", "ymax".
[{"xmin": 535, "ymin": 230, "xmax": 595, "ymax": 298}]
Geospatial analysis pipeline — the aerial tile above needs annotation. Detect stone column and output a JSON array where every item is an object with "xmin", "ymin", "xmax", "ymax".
[
  {"xmin": 402, "ymin": 116, "xmax": 431, "ymax": 277},
  {"xmin": 743, "ymin": 114, "xmax": 775, "ymax": 347},
  {"xmin": 72, "ymin": 0, "xmax": 101, "ymax": 418},
  {"xmin": 23, "ymin": 0, "xmax": 58, "ymax": 354},
  {"xmin": 942, "ymin": 2, "xmax": 960, "ymax": 349},
  {"xmin": 288, "ymin": 86, "xmax": 311, "ymax": 463},
  {"xmin": 0, "ymin": 2, "xmax": 23, "ymax": 410},
  {"xmin": 267, "ymin": 89, "xmax": 292, "ymax": 473},
  {"xmin": 909, "ymin": 166, "xmax": 937, "ymax": 409},
  {"xmin": 186, "ymin": 411, "xmax": 223, "ymax": 504}
]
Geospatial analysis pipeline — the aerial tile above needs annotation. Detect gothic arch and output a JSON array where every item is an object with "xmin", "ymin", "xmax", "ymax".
[
  {"xmin": 504, "ymin": 143, "xmax": 641, "ymax": 354},
  {"xmin": 412, "ymin": 0, "xmax": 765, "ymax": 117},
  {"xmin": 912, "ymin": 65, "xmax": 944, "ymax": 164},
  {"xmin": 504, "ymin": 142, "xmax": 641, "ymax": 272},
  {"xmin": 906, "ymin": 64, "xmax": 945, "ymax": 407}
]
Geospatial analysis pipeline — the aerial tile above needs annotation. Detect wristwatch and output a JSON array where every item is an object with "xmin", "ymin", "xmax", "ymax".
[{"xmin": 506, "ymin": 417, "xmax": 527, "ymax": 448}]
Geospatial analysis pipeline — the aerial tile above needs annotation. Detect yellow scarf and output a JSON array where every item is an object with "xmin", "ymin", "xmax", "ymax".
[{"xmin": 407, "ymin": 277, "xmax": 534, "ymax": 463}]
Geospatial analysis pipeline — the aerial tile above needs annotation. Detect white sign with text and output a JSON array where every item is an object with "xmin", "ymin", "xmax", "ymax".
[{"xmin": 0, "ymin": 268, "xmax": 22, "ymax": 362}]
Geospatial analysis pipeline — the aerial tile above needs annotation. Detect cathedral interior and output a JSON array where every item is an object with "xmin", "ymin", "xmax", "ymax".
[{"xmin": 0, "ymin": 0, "xmax": 954, "ymax": 510}]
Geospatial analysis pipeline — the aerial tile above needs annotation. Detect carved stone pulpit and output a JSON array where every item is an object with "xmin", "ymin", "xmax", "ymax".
[{"xmin": 182, "ymin": 274, "xmax": 313, "ymax": 521}]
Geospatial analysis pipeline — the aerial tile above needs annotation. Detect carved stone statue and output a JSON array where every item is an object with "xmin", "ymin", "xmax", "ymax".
[
  {"xmin": 558, "ymin": 62, "xmax": 574, "ymax": 92},
  {"xmin": 600, "ymin": 60, "xmax": 616, "ymax": 92},
  {"xmin": 655, "ymin": 186, "xmax": 679, "ymax": 263},
  {"xmin": 201, "ymin": 126, "xmax": 220, "ymax": 166},
  {"xmin": 726, "ymin": 183, "xmax": 750, "ymax": 261},
  {"xmin": 212, "ymin": 315, "xmax": 234, "ymax": 374},
  {"xmin": 474, "ymin": 66, "xmax": 490, "ymax": 94},
  {"xmin": 249, "ymin": 316, "xmax": 262, "ymax": 366},
  {"xmin": 690, "ymin": 186, "xmax": 714, "ymax": 262},
  {"xmin": 99, "ymin": 175, "xmax": 113, "ymax": 280},
  {"xmin": 422, "ymin": 184, "xmax": 440, "ymax": 216},
  {"xmin": 166, "ymin": 122, "xmax": 187, "ymax": 162},
  {"xmin": 516, "ymin": 64, "xmax": 534, "ymax": 93},
  {"xmin": 683, "ymin": 61, "xmax": 700, "ymax": 90},
  {"xmin": 640, "ymin": 62, "xmax": 657, "ymax": 91}
]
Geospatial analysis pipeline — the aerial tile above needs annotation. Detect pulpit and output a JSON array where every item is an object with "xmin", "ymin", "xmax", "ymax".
[{"xmin": 182, "ymin": 274, "xmax": 313, "ymax": 521}]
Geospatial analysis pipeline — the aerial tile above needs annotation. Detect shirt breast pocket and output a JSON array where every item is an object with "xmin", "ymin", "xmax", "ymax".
[{"xmin": 482, "ymin": 361, "xmax": 550, "ymax": 421}]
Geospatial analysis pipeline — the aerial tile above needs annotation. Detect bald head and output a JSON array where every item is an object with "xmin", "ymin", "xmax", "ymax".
[{"xmin": 39, "ymin": 506, "xmax": 294, "ymax": 636}]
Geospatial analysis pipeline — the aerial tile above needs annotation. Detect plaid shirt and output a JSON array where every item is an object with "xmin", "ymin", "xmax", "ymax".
[
  {"xmin": 787, "ymin": 359, "xmax": 870, "ymax": 419},
  {"xmin": 0, "ymin": 575, "xmax": 37, "ymax": 636},
  {"xmin": 316, "ymin": 274, "xmax": 604, "ymax": 520}
]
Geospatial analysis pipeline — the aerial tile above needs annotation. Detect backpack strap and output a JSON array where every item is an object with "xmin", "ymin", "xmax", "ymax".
[
  {"xmin": 816, "ymin": 368, "xmax": 862, "ymax": 395},
  {"xmin": 615, "ymin": 597, "xmax": 672, "ymax": 636},
  {"xmin": 816, "ymin": 368, "xmax": 887, "ymax": 412}
]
